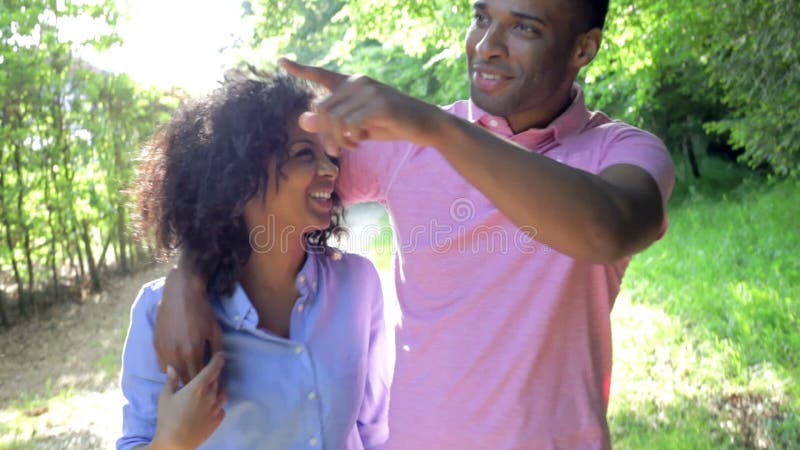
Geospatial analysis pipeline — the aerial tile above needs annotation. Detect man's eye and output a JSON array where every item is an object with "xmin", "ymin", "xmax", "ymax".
[
  {"xmin": 473, "ymin": 12, "xmax": 488, "ymax": 25},
  {"xmin": 515, "ymin": 23, "xmax": 538, "ymax": 35}
]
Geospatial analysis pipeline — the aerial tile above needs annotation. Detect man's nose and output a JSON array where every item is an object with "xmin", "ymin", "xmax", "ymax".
[{"xmin": 475, "ymin": 24, "xmax": 508, "ymax": 59}]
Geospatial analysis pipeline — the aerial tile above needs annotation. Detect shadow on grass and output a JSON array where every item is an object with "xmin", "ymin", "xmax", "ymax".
[{"xmin": 612, "ymin": 393, "xmax": 800, "ymax": 450}]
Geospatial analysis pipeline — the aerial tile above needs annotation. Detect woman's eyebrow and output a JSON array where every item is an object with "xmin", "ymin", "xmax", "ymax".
[{"xmin": 289, "ymin": 138, "xmax": 315, "ymax": 147}]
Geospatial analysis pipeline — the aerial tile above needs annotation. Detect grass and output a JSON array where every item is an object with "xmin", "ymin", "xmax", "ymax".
[
  {"xmin": 609, "ymin": 157, "xmax": 800, "ymax": 449},
  {"xmin": 0, "ymin": 384, "xmax": 74, "ymax": 449}
]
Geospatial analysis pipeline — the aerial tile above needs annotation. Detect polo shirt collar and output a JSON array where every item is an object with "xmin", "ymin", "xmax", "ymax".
[
  {"xmin": 469, "ymin": 83, "xmax": 591, "ymax": 148},
  {"xmin": 218, "ymin": 251, "xmax": 320, "ymax": 330}
]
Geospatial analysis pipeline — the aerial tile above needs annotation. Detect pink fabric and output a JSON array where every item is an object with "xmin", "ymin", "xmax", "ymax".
[{"xmin": 337, "ymin": 85, "xmax": 675, "ymax": 450}]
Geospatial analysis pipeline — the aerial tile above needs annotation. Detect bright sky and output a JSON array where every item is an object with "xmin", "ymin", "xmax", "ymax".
[{"xmin": 74, "ymin": 0, "xmax": 251, "ymax": 94}]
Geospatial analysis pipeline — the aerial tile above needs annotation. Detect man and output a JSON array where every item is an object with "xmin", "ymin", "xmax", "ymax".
[{"xmin": 154, "ymin": 0, "xmax": 674, "ymax": 448}]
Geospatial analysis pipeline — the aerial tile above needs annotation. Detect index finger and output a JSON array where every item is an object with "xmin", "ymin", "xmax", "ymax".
[
  {"xmin": 298, "ymin": 112, "xmax": 341, "ymax": 158},
  {"xmin": 191, "ymin": 352, "xmax": 225, "ymax": 389},
  {"xmin": 279, "ymin": 58, "xmax": 348, "ymax": 90}
]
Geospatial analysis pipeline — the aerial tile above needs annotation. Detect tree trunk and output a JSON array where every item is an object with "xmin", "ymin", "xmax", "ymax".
[
  {"xmin": 80, "ymin": 220, "xmax": 102, "ymax": 293},
  {"xmin": 5, "ymin": 224, "xmax": 26, "ymax": 318},
  {"xmin": 73, "ymin": 222, "xmax": 86, "ymax": 280},
  {"xmin": 12, "ymin": 142, "xmax": 30, "ymax": 317},
  {"xmin": 47, "ymin": 209, "xmax": 61, "ymax": 302},
  {"xmin": 97, "ymin": 230, "xmax": 114, "ymax": 270},
  {"xmin": 45, "ymin": 182, "xmax": 60, "ymax": 302},
  {"xmin": 22, "ymin": 227, "xmax": 36, "ymax": 315},
  {"xmin": 0, "ymin": 291, "xmax": 8, "ymax": 327},
  {"xmin": 117, "ymin": 204, "xmax": 128, "ymax": 273},
  {"xmin": 685, "ymin": 137, "xmax": 702, "ymax": 178},
  {"xmin": 0, "ymin": 166, "xmax": 19, "ymax": 323}
]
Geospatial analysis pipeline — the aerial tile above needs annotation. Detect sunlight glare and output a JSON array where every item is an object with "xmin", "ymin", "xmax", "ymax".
[{"xmin": 77, "ymin": 0, "xmax": 249, "ymax": 94}]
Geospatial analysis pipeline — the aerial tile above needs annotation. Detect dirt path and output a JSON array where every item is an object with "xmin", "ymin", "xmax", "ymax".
[{"xmin": 0, "ymin": 263, "xmax": 172, "ymax": 449}]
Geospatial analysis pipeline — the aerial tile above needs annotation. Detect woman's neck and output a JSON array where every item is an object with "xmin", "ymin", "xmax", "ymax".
[{"xmin": 238, "ymin": 232, "xmax": 307, "ymax": 336}]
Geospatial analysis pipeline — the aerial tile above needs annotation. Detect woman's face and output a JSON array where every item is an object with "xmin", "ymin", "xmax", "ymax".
[{"xmin": 244, "ymin": 118, "xmax": 339, "ymax": 246}]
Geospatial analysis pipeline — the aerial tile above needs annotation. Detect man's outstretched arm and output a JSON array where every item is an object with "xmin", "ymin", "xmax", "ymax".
[{"xmin": 281, "ymin": 59, "xmax": 670, "ymax": 263}]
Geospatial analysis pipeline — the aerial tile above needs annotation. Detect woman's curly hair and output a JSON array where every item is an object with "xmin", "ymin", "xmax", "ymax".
[{"xmin": 135, "ymin": 67, "xmax": 343, "ymax": 297}]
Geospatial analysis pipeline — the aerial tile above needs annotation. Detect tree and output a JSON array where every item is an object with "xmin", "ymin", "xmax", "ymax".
[{"xmin": 0, "ymin": 0, "xmax": 178, "ymax": 322}]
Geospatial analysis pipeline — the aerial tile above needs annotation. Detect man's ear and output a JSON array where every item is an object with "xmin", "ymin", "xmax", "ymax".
[{"xmin": 572, "ymin": 28, "xmax": 602, "ymax": 69}]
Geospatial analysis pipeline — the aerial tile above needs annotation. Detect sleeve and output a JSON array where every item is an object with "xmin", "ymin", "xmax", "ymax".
[
  {"xmin": 355, "ymin": 260, "xmax": 391, "ymax": 449},
  {"xmin": 598, "ymin": 123, "xmax": 676, "ymax": 236},
  {"xmin": 336, "ymin": 140, "xmax": 414, "ymax": 207},
  {"xmin": 117, "ymin": 283, "xmax": 168, "ymax": 450}
]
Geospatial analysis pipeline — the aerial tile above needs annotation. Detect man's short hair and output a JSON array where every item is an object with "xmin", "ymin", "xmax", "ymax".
[{"xmin": 574, "ymin": 0, "xmax": 610, "ymax": 31}]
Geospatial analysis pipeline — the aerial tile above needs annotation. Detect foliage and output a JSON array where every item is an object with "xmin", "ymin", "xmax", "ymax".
[
  {"xmin": 244, "ymin": 0, "xmax": 469, "ymax": 105},
  {"xmin": 244, "ymin": 0, "xmax": 800, "ymax": 176},
  {"xmin": 702, "ymin": 0, "xmax": 800, "ymax": 177},
  {"xmin": 583, "ymin": 0, "xmax": 800, "ymax": 176},
  {"xmin": 0, "ymin": 0, "xmax": 179, "ymax": 324}
]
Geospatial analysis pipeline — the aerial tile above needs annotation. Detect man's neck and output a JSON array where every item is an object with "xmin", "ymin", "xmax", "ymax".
[{"xmin": 505, "ymin": 87, "xmax": 575, "ymax": 134}]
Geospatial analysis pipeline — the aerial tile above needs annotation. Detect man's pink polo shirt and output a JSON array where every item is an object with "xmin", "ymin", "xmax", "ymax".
[{"xmin": 337, "ymin": 85, "xmax": 675, "ymax": 450}]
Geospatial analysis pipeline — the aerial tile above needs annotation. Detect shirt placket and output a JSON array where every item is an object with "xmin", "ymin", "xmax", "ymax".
[{"xmin": 291, "ymin": 271, "xmax": 325, "ymax": 449}]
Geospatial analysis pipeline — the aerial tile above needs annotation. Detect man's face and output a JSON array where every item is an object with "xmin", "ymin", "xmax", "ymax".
[{"xmin": 466, "ymin": 0, "xmax": 582, "ymax": 130}]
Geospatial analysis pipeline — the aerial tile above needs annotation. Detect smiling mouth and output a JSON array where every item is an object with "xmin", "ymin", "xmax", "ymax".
[
  {"xmin": 308, "ymin": 190, "xmax": 334, "ymax": 212},
  {"xmin": 309, "ymin": 191, "xmax": 331, "ymax": 200},
  {"xmin": 477, "ymin": 72, "xmax": 505, "ymax": 81},
  {"xmin": 472, "ymin": 69, "xmax": 513, "ymax": 92}
]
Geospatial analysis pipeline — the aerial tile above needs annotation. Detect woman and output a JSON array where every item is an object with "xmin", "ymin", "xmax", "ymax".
[{"xmin": 119, "ymin": 68, "xmax": 390, "ymax": 450}]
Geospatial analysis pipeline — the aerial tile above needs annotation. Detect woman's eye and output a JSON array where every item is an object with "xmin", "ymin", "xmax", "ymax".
[
  {"xmin": 473, "ymin": 12, "xmax": 488, "ymax": 25},
  {"xmin": 293, "ymin": 148, "xmax": 314, "ymax": 159}
]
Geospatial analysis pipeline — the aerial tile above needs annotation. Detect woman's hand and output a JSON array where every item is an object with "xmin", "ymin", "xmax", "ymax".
[{"xmin": 150, "ymin": 352, "xmax": 227, "ymax": 450}]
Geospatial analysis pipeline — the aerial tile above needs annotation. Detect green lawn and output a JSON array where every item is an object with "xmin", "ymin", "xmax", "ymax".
[{"xmin": 608, "ymin": 158, "xmax": 799, "ymax": 449}]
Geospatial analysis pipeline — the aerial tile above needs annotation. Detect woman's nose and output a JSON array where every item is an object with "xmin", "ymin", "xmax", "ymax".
[{"xmin": 317, "ymin": 154, "xmax": 339, "ymax": 179}]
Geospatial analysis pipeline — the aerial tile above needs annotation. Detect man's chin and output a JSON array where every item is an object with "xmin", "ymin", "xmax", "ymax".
[{"xmin": 470, "ymin": 88, "xmax": 510, "ymax": 117}]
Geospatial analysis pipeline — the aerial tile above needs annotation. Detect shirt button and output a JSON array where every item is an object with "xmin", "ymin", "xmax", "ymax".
[
  {"xmin": 297, "ymin": 274, "xmax": 306, "ymax": 283},
  {"xmin": 297, "ymin": 303, "xmax": 305, "ymax": 312},
  {"xmin": 489, "ymin": 119, "xmax": 499, "ymax": 127},
  {"xmin": 307, "ymin": 391, "xmax": 316, "ymax": 400},
  {"xmin": 294, "ymin": 346, "xmax": 304, "ymax": 354},
  {"xmin": 233, "ymin": 314, "xmax": 240, "ymax": 321},
  {"xmin": 309, "ymin": 437, "xmax": 318, "ymax": 446}
]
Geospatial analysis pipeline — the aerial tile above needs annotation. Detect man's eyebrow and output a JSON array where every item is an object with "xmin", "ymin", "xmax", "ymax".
[
  {"xmin": 511, "ymin": 10, "xmax": 546, "ymax": 25},
  {"xmin": 472, "ymin": 1, "xmax": 545, "ymax": 25}
]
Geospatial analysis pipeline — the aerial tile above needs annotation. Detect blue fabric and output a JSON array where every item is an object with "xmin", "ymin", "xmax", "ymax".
[{"xmin": 118, "ymin": 251, "xmax": 390, "ymax": 450}]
